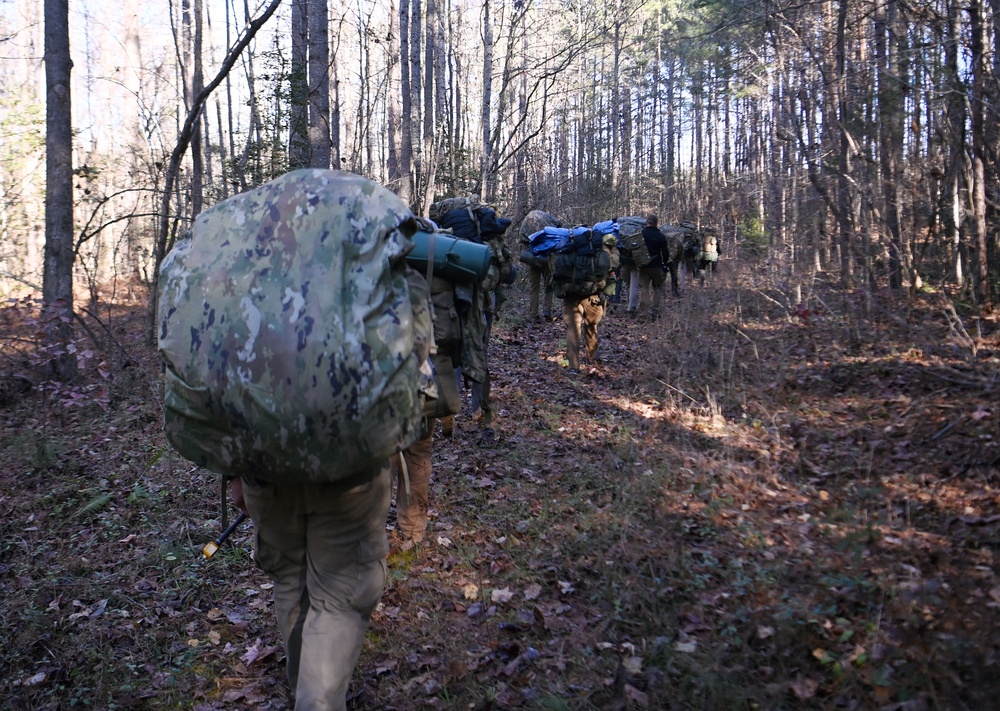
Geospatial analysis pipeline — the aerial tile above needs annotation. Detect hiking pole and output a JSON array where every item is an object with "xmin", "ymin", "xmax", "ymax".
[{"xmin": 202, "ymin": 512, "xmax": 247, "ymax": 559}]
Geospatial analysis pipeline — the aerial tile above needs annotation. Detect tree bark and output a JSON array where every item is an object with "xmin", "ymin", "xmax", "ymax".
[
  {"xmin": 43, "ymin": 0, "xmax": 76, "ymax": 380},
  {"xmin": 876, "ymin": 0, "xmax": 903, "ymax": 290},
  {"xmin": 288, "ymin": 0, "xmax": 309, "ymax": 169},
  {"xmin": 968, "ymin": 0, "xmax": 992, "ymax": 305},
  {"xmin": 308, "ymin": 0, "xmax": 331, "ymax": 169},
  {"xmin": 399, "ymin": 0, "xmax": 414, "ymax": 203}
]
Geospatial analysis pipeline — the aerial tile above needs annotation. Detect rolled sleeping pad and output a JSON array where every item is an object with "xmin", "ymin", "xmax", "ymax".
[{"xmin": 407, "ymin": 230, "xmax": 494, "ymax": 284}]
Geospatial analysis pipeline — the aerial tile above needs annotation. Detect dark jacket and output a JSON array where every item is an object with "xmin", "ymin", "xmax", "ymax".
[{"xmin": 641, "ymin": 226, "xmax": 670, "ymax": 270}]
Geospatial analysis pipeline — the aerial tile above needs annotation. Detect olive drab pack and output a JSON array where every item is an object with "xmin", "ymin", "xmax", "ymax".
[
  {"xmin": 157, "ymin": 169, "xmax": 434, "ymax": 484},
  {"xmin": 617, "ymin": 216, "xmax": 651, "ymax": 267},
  {"xmin": 551, "ymin": 227, "xmax": 612, "ymax": 298},
  {"xmin": 662, "ymin": 225, "xmax": 689, "ymax": 263}
]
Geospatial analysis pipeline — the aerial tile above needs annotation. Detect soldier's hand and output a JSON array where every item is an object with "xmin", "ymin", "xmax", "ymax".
[{"xmin": 229, "ymin": 477, "xmax": 249, "ymax": 516}]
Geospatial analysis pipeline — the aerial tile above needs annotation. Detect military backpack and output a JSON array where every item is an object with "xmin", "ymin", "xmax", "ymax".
[
  {"xmin": 617, "ymin": 216, "xmax": 651, "ymax": 267},
  {"xmin": 157, "ymin": 169, "xmax": 433, "ymax": 484},
  {"xmin": 551, "ymin": 227, "xmax": 612, "ymax": 298}
]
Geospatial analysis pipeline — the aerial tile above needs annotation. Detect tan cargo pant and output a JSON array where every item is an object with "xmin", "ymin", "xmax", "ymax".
[
  {"xmin": 563, "ymin": 294, "xmax": 605, "ymax": 370},
  {"xmin": 393, "ymin": 421, "xmax": 434, "ymax": 542},
  {"xmin": 528, "ymin": 262, "xmax": 553, "ymax": 319},
  {"xmin": 242, "ymin": 463, "xmax": 391, "ymax": 711}
]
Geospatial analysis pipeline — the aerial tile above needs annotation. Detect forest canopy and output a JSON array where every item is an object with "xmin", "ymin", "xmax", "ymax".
[{"xmin": 0, "ymin": 0, "xmax": 998, "ymax": 333}]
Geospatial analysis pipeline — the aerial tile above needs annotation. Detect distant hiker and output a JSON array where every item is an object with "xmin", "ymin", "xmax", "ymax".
[
  {"xmin": 699, "ymin": 227, "xmax": 720, "ymax": 278},
  {"xmin": 634, "ymin": 213, "xmax": 671, "ymax": 320},
  {"xmin": 519, "ymin": 209, "xmax": 562, "ymax": 322},
  {"xmin": 662, "ymin": 222, "xmax": 688, "ymax": 298},
  {"xmin": 681, "ymin": 228, "xmax": 702, "ymax": 283},
  {"xmin": 558, "ymin": 232, "xmax": 619, "ymax": 373},
  {"xmin": 615, "ymin": 215, "xmax": 646, "ymax": 314}
]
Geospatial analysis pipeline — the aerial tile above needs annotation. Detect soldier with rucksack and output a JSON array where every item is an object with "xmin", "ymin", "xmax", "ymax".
[
  {"xmin": 391, "ymin": 219, "xmax": 490, "ymax": 549},
  {"xmin": 428, "ymin": 196, "xmax": 513, "ymax": 437},
  {"xmin": 699, "ymin": 227, "xmax": 720, "ymax": 277},
  {"xmin": 555, "ymin": 229, "xmax": 619, "ymax": 373},
  {"xmin": 519, "ymin": 209, "xmax": 562, "ymax": 322},
  {"xmin": 158, "ymin": 169, "xmax": 436, "ymax": 710},
  {"xmin": 681, "ymin": 227, "xmax": 702, "ymax": 282},
  {"xmin": 615, "ymin": 215, "xmax": 646, "ymax": 314},
  {"xmin": 634, "ymin": 213, "xmax": 672, "ymax": 319}
]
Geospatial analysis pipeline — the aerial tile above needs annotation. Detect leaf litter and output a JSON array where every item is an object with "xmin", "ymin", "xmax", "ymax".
[{"xmin": 1, "ymin": 272, "xmax": 999, "ymax": 709}]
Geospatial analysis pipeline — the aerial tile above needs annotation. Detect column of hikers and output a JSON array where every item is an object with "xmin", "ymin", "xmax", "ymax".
[
  {"xmin": 519, "ymin": 210, "xmax": 721, "ymax": 324},
  {"xmin": 156, "ymin": 167, "xmax": 721, "ymax": 710}
]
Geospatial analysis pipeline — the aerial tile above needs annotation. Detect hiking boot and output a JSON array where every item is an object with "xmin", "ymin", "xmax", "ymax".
[{"xmin": 440, "ymin": 415, "xmax": 454, "ymax": 437}]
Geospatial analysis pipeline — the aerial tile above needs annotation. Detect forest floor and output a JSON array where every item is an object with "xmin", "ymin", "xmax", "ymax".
[{"xmin": 2, "ymin": 261, "xmax": 999, "ymax": 711}]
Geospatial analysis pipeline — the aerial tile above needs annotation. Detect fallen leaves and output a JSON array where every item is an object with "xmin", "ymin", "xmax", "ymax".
[{"xmin": 240, "ymin": 638, "xmax": 279, "ymax": 668}]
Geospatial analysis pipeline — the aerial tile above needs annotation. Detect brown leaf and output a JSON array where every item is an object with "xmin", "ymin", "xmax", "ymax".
[{"xmin": 789, "ymin": 674, "xmax": 818, "ymax": 700}]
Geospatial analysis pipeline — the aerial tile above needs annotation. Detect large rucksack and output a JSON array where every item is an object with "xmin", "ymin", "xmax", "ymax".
[
  {"xmin": 662, "ymin": 225, "xmax": 688, "ymax": 263},
  {"xmin": 519, "ymin": 210, "xmax": 562, "ymax": 269},
  {"xmin": 429, "ymin": 196, "xmax": 513, "ymax": 292},
  {"xmin": 551, "ymin": 227, "xmax": 612, "ymax": 298},
  {"xmin": 157, "ymin": 169, "xmax": 433, "ymax": 484},
  {"xmin": 429, "ymin": 197, "xmax": 511, "ymax": 243},
  {"xmin": 617, "ymin": 216, "xmax": 651, "ymax": 267},
  {"xmin": 701, "ymin": 229, "xmax": 719, "ymax": 262}
]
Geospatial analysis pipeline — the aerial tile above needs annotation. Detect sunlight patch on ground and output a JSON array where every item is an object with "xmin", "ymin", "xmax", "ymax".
[{"xmin": 602, "ymin": 395, "xmax": 668, "ymax": 421}]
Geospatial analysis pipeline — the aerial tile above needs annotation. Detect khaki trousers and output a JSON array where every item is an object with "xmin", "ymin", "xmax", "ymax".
[
  {"xmin": 243, "ymin": 464, "xmax": 391, "ymax": 711},
  {"xmin": 393, "ymin": 421, "xmax": 434, "ymax": 542},
  {"xmin": 528, "ymin": 263, "xmax": 553, "ymax": 318},
  {"xmin": 563, "ymin": 295, "xmax": 605, "ymax": 370}
]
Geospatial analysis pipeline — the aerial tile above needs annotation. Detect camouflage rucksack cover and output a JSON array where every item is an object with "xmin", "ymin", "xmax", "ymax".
[
  {"xmin": 662, "ymin": 226, "xmax": 688, "ymax": 263},
  {"xmin": 428, "ymin": 196, "xmax": 484, "ymax": 227},
  {"xmin": 157, "ymin": 169, "xmax": 433, "ymax": 484},
  {"xmin": 519, "ymin": 210, "xmax": 562, "ymax": 269}
]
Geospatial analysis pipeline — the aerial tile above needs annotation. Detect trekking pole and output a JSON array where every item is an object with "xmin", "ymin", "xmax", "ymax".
[{"xmin": 202, "ymin": 512, "xmax": 248, "ymax": 559}]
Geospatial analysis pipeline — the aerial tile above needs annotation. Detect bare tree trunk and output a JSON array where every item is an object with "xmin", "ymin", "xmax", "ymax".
[
  {"xmin": 421, "ymin": 0, "xmax": 436, "ymax": 209},
  {"xmin": 479, "ymin": 0, "xmax": 492, "ymax": 200},
  {"xmin": 876, "ymin": 0, "xmax": 903, "ymax": 290},
  {"xmin": 224, "ymin": 0, "xmax": 236, "ymax": 188},
  {"xmin": 399, "ymin": 0, "xmax": 414, "ymax": 203},
  {"xmin": 190, "ymin": 0, "xmax": 205, "ymax": 215},
  {"xmin": 309, "ymin": 0, "xmax": 331, "ymax": 168},
  {"xmin": 288, "ymin": 0, "xmax": 309, "ymax": 169},
  {"xmin": 410, "ymin": 0, "xmax": 423, "ymax": 205},
  {"xmin": 945, "ymin": 0, "xmax": 966, "ymax": 289},
  {"xmin": 611, "ymin": 21, "xmax": 621, "ymax": 199},
  {"xmin": 835, "ymin": 0, "xmax": 855, "ymax": 288},
  {"xmin": 43, "ymin": 0, "xmax": 76, "ymax": 380},
  {"xmin": 387, "ymin": 0, "xmax": 403, "ymax": 191},
  {"xmin": 969, "ymin": 0, "xmax": 992, "ymax": 305}
]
